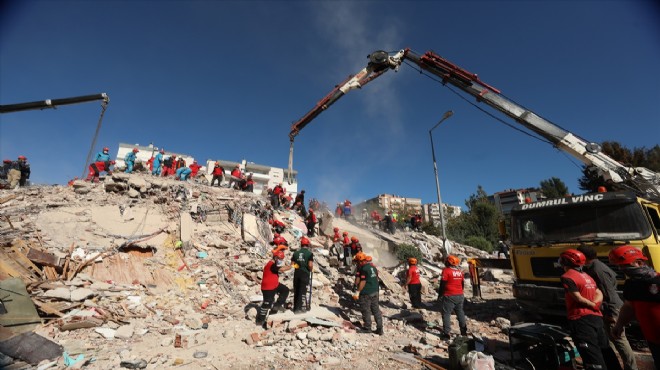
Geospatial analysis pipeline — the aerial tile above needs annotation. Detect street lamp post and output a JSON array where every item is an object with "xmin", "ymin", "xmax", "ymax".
[{"xmin": 429, "ymin": 110, "xmax": 454, "ymax": 251}]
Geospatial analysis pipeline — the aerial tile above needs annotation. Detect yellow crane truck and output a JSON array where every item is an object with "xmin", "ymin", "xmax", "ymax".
[{"xmin": 286, "ymin": 48, "xmax": 660, "ymax": 315}]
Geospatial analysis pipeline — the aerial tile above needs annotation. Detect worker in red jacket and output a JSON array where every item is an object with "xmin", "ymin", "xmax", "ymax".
[
  {"xmin": 189, "ymin": 160, "xmax": 202, "ymax": 177},
  {"xmin": 306, "ymin": 209, "xmax": 317, "ymax": 237},
  {"xmin": 439, "ymin": 255, "xmax": 467, "ymax": 339},
  {"xmin": 87, "ymin": 160, "xmax": 115, "ymax": 182},
  {"xmin": 342, "ymin": 232, "xmax": 351, "ymax": 268},
  {"xmin": 229, "ymin": 165, "xmax": 243, "ymax": 189},
  {"xmin": 210, "ymin": 162, "xmax": 225, "ymax": 187},
  {"xmin": 256, "ymin": 250, "xmax": 292, "ymax": 325},
  {"xmin": 405, "ymin": 258, "xmax": 422, "ymax": 308}
]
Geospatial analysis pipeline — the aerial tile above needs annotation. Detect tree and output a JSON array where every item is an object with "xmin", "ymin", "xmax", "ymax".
[
  {"xmin": 579, "ymin": 141, "xmax": 660, "ymax": 192},
  {"xmin": 540, "ymin": 177, "xmax": 569, "ymax": 199},
  {"xmin": 447, "ymin": 185, "xmax": 500, "ymax": 252}
]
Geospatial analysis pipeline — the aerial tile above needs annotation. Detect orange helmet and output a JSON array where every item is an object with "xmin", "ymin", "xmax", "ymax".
[
  {"xmin": 300, "ymin": 237, "xmax": 310, "ymax": 246},
  {"xmin": 560, "ymin": 249, "xmax": 586, "ymax": 267},
  {"xmin": 365, "ymin": 255, "xmax": 373, "ymax": 262},
  {"xmin": 609, "ymin": 245, "xmax": 647, "ymax": 266},
  {"xmin": 445, "ymin": 255, "xmax": 460, "ymax": 266},
  {"xmin": 408, "ymin": 257, "xmax": 417, "ymax": 265},
  {"xmin": 353, "ymin": 252, "xmax": 367, "ymax": 262},
  {"xmin": 351, "ymin": 236, "xmax": 358, "ymax": 242},
  {"xmin": 272, "ymin": 245, "xmax": 288, "ymax": 254}
]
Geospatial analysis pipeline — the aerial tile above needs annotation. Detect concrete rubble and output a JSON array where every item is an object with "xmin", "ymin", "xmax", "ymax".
[{"xmin": 0, "ymin": 173, "xmax": 518, "ymax": 369}]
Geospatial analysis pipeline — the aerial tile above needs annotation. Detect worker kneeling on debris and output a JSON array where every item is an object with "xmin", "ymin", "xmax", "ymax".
[{"xmin": 256, "ymin": 250, "xmax": 292, "ymax": 325}]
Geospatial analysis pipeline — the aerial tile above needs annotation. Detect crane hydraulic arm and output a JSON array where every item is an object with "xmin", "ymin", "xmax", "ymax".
[
  {"xmin": 0, "ymin": 93, "xmax": 109, "ymax": 114},
  {"xmin": 287, "ymin": 48, "xmax": 660, "ymax": 199}
]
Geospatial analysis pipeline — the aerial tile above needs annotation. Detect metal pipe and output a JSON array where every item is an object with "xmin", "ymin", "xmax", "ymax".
[{"xmin": 429, "ymin": 110, "xmax": 453, "ymax": 253}]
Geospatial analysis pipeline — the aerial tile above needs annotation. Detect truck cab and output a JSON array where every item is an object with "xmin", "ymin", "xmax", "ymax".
[{"xmin": 510, "ymin": 191, "xmax": 660, "ymax": 315}]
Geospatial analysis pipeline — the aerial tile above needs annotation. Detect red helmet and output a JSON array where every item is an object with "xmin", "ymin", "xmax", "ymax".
[
  {"xmin": 171, "ymin": 155, "xmax": 176, "ymax": 159},
  {"xmin": 351, "ymin": 236, "xmax": 358, "ymax": 242},
  {"xmin": 159, "ymin": 149, "xmax": 165, "ymax": 154},
  {"xmin": 300, "ymin": 237, "xmax": 310, "ymax": 246},
  {"xmin": 408, "ymin": 257, "xmax": 417, "ymax": 265},
  {"xmin": 109, "ymin": 160, "xmax": 116, "ymax": 165},
  {"xmin": 609, "ymin": 245, "xmax": 647, "ymax": 266},
  {"xmin": 132, "ymin": 147, "xmax": 139, "ymax": 153},
  {"xmin": 560, "ymin": 249, "xmax": 586, "ymax": 267},
  {"xmin": 2, "ymin": 159, "xmax": 11, "ymax": 163},
  {"xmin": 273, "ymin": 250, "xmax": 285, "ymax": 260},
  {"xmin": 103, "ymin": 147, "xmax": 109, "ymax": 152},
  {"xmin": 365, "ymin": 255, "xmax": 373, "ymax": 262},
  {"xmin": 446, "ymin": 255, "xmax": 460, "ymax": 266},
  {"xmin": 333, "ymin": 227, "xmax": 339, "ymax": 232},
  {"xmin": 342, "ymin": 231, "xmax": 348, "ymax": 236},
  {"xmin": 17, "ymin": 155, "xmax": 26, "ymax": 160}
]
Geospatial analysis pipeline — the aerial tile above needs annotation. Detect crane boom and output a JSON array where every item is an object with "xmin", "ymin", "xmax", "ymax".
[
  {"xmin": 0, "ymin": 93, "xmax": 109, "ymax": 114},
  {"xmin": 287, "ymin": 48, "xmax": 660, "ymax": 199}
]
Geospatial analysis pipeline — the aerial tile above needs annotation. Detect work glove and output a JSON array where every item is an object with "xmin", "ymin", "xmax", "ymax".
[
  {"xmin": 292, "ymin": 263, "xmax": 299, "ymax": 269},
  {"xmin": 351, "ymin": 292, "xmax": 359, "ymax": 301}
]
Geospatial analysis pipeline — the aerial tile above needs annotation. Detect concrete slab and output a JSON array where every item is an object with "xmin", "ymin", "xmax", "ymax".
[{"xmin": 268, "ymin": 305, "xmax": 339, "ymax": 321}]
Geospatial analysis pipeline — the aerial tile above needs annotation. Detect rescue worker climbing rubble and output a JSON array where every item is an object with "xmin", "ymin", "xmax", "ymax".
[
  {"xmin": 124, "ymin": 147, "xmax": 139, "ymax": 174},
  {"xmin": 305, "ymin": 209, "xmax": 317, "ymax": 237},
  {"xmin": 175, "ymin": 166, "xmax": 192, "ymax": 181},
  {"xmin": 256, "ymin": 250, "xmax": 292, "ymax": 326},
  {"xmin": 189, "ymin": 160, "xmax": 202, "ymax": 178},
  {"xmin": 353, "ymin": 253, "xmax": 383, "ymax": 335},
  {"xmin": 210, "ymin": 162, "xmax": 225, "ymax": 187},
  {"xmin": 291, "ymin": 236, "xmax": 314, "ymax": 313},
  {"xmin": 342, "ymin": 232, "xmax": 351, "ymax": 268}
]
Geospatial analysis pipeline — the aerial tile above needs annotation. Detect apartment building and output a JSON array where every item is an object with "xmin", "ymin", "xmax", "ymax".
[
  {"xmin": 488, "ymin": 188, "xmax": 544, "ymax": 217},
  {"xmin": 422, "ymin": 203, "xmax": 462, "ymax": 225}
]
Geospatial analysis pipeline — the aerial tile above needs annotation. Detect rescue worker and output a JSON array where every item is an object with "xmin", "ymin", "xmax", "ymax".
[
  {"xmin": 256, "ymin": 250, "xmax": 292, "ymax": 325},
  {"xmin": 95, "ymin": 147, "xmax": 110, "ymax": 162},
  {"xmin": 411, "ymin": 211, "xmax": 423, "ymax": 231},
  {"xmin": 189, "ymin": 160, "xmax": 202, "ymax": 177},
  {"xmin": 271, "ymin": 219, "xmax": 286, "ymax": 234},
  {"xmin": 210, "ymin": 162, "xmax": 225, "ymax": 187},
  {"xmin": 331, "ymin": 227, "xmax": 342, "ymax": 260},
  {"xmin": 229, "ymin": 165, "xmax": 242, "ymax": 190},
  {"xmin": 175, "ymin": 156, "xmax": 186, "ymax": 171},
  {"xmin": 438, "ymin": 255, "xmax": 467, "ymax": 339},
  {"xmin": 87, "ymin": 160, "xmax": 115, "ymax": 182},
  {"xmin": 352, "ymin": 251, "xmax": 367, "ymax": 290},
  {"xmin": 241, "ymin": 173, "xmax": 254, "ymax": 192},
  {"xmin": 291, "ymin": 236, "xmax": 314, "ymax": 313},
  {"xmin": 0, "ymin": 159, "xmax": 12, "ymax": 183},
  {"xmin": 124, "ymin": 147, "xmax": 139, "ymax": 174},
  {"xmin": 272, "ymin": 183, "xmax": 284, "ymax": 208},
  {"xmin": 294, "ymin": 190, "xmax": 305, "ymax": 209},
  {"xmin": 271, "ymin": 243, "xmax": 288, "ymax": 255},
  {"xmin": 7, "ymin": 156, "xmax": 28, "ymax": 189},
  {"xmin": 342, "ymin": 232, "xmax": 351, "ymax": 267},
  {"xmin": 405, "ymin": 257, "xmax": 423, "ymax": 309},
  {"xmin": 350, "ymin": 236, "xmax": 363, "ymax": 257},
  {"xmin": 146, "ymin": 156, "xmax": 155, "ymax": 172},
  {"xmin": 175, "ymin": 166, "xmax": 192, "ymax": 181},
  {"xmin": 152, "ymin": 149, "xmax": 164, "ymax": 176},
  {"xmin": 305, "ymin": 209, "xmax": 317, "ymax": 237},
  {"xmin": 335, "ymin": 203, "xmax": 343, "ymax": 218},
  {"xmin": 610, "ymin": 245, "xmax": 660, "ymax": 366},
  {"xmin": 343, "ymin": 200, "xmax": 352, "ymax": 219},
  {"xmin": 578, "ymin": 245, "xmax": 638, "ymax": 370},
  {"xmin": 497, "ymin": 240, "xmax": 510, "ymax": 259},
  {"xmin": 270, "ymin": 233, "xmax": 288, "ymax": 248},
  {"xmin": 353, "ymin": 253, "xmax": 383, "ymax": 335},
  {"xmin": 384, "ymin": 211, "xmax": 396, "ymax": 234},
  {"xmin": 560, "ymin": 249, "xmax": 621, "ymax": 370},
  {"xmin": 161, "ymin": 155, "xmax": 175, "ymax": 177}
]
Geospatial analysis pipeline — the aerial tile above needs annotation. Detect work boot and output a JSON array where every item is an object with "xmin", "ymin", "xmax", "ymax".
[
  {"xmin": 374, "ymin": 328, "xmax": 384, "ymax": 336},
  {"xmin": 439, "ymin": 332, "xmax": 451, "ymax": 341},
  {"xmin": 460, "ymin": 326, "xmax": 468, "ymax": 336}
]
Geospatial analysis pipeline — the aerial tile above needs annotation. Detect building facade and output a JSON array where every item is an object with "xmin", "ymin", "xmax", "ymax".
[
  {"xmin": 422, "ymin": 203, "xmax": 462, "ymax": 225},
  {"xmin": 488, "ymin": 188, "xmax": 544, "ymax": 217}
]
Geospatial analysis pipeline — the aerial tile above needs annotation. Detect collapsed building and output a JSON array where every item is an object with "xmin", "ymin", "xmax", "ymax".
[{"xmin": 0, "ymin": 172, "xmax": 529, "ymax": 370}]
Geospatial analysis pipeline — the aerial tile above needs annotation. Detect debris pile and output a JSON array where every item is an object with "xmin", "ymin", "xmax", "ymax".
[{"xmin": 0, "ymin": 173, "xmax": 517, "ymax": 369}]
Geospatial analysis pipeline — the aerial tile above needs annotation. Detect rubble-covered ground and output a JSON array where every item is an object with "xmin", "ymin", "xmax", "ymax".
[{"xmin": 2, "ymin": 173, "xmax": 652, "ymax": 370}]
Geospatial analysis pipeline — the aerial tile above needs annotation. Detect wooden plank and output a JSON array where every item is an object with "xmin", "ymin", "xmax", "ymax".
[
  {"xmin": 10, "ymin": 245, "xmax": 43, "ymax": 278},
  {"xmin": 32, "ymin": 299, "xmax": 65, "ymax": 317}
]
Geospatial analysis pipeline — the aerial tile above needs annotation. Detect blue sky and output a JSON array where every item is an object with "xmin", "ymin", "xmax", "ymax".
[{"xmin": 1, "ymin": 0, "xmax": 659, "ymax": 209}]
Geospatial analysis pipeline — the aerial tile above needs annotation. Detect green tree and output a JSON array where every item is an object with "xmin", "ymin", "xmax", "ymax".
[
  {"xmin": 540, "ymin": 177, "xmax": 569, "ymax": 199},
  {"xmin": 446, "ymin": 185, "xmax": 500, "ymax": 251}
]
